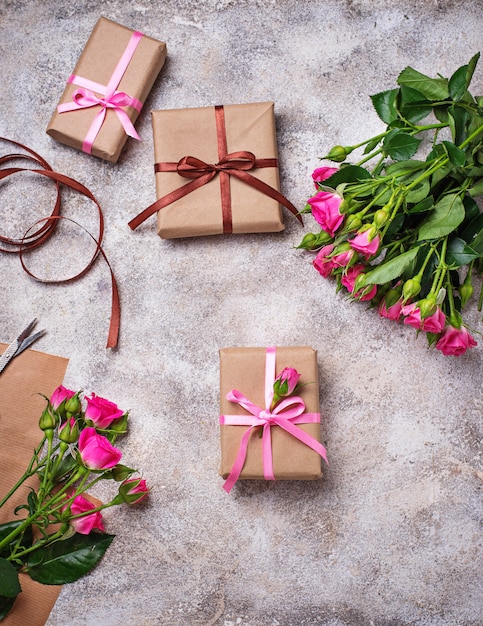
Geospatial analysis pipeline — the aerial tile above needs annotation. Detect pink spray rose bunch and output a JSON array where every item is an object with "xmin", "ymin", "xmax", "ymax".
[
  {"xmin": 0, "ymin": 387, "xmax": 150, "ymax": 620},
  {"xmin": 298, "ymin": 55, "xmax": 483, "ymax": 356}
]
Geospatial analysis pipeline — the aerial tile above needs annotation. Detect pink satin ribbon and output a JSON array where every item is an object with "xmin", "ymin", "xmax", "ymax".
[
  {"xmin": 58, "ymin": 30, "xmax": 144, "ymax": 154},
  {"xmin": 220, "ymin": 346, "xmax": 328, "ymax": 493}
]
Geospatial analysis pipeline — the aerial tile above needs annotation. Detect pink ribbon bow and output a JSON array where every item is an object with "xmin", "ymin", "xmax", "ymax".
[
  {"xmin": 220, "ymin": 346, "xmax": 328, "ymax": 493},
  {"xmin": 57, "ymin": 30, "xmax": 144, "ymax": 154}
]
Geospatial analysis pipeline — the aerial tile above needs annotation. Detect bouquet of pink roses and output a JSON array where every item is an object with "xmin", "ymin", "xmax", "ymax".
[
  {"xmin": 299, "ymin": 54, "xmax": 483, "ymax": 356},
  {"xmin": 0, "ymin": 386, "xmax": 149, "ymax": 621}
]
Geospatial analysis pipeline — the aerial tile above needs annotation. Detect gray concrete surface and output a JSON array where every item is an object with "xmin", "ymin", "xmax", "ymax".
[{"xmin": 1, "ymin": 1, "xmax": 482, "ymax": 625}]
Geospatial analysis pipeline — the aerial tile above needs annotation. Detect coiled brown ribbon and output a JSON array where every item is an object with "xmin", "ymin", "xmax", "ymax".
[
  {"xmin": 128, "ymin": 105, "xmax": 303, "ymax": 231},
  {"xmin": 0, "ymin": 137, "xmax": 120, "ymax": 348}
]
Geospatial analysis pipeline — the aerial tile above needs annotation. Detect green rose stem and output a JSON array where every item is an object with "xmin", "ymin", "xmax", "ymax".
[{"xmin": 0, "ymin": 437, "xmax": 47, "ymax": 509}]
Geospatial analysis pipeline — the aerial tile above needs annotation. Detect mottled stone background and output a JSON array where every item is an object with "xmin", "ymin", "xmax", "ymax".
[{"xmin": 1, "ymin": 1, "xmax": 482, "ymax": 625}]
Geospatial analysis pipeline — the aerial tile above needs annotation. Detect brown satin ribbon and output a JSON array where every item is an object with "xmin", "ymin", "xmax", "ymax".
[
  {"xmin": 128, "ymin": 105, "xmax": 303, "ymax": 231},
  {"xmin": 0, "ymin": 137, "xmax": 120, "ymax": 349}
]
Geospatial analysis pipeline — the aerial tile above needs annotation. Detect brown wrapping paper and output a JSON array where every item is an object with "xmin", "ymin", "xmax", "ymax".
[
  {"xmin": 0, "ymin": 343, "xmax": 69, "ymax": 626},
  {"xmin": 46, "ymin": 16, "xmax": 167, "ymax": 162},
  {"xmin": 152, "ymin": 102, "xmax": 285, "ymax": 238},
  {"xmin": 219, "ymin": 347, "xmax": 323, "ymax": 481}
]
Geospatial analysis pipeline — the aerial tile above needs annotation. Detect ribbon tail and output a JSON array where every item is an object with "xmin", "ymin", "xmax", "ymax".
[
  {"xmin": 262, "ymin": 423, "xmax": 275, "ymax": 481},
  {"xmin": 274, "ymin": 417, "xmax": 328, "ymax": 465},
  {"xmin": 230, "ymin": 170, "xmax": 304, "ymax": 225},
  {"xmin": 82, "ymin": 108, "xmax": 107, "ymax": 154},
  {"xmin": 222, "ymin": 426, "xmax": 255, "ymax": 493},
  {"xmin": 128, "ymin": 174, "xmax": 214, "ymax": 230},
  {"xmin": 114, "ymin": 108, "xmax": 141, "ymax": 140}
]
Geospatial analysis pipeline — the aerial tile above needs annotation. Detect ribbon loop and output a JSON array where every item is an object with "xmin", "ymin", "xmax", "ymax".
[{"xmin": 220, "ymin": 347, "xmax": 328, "ymax": 493}]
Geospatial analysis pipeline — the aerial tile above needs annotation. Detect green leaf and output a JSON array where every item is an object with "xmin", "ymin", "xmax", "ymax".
[
  {"xmin": 363, "ymin": 136, "xmax": 381, "ymax": 155},
  {"xmin": 358, "ymin": 247, "xmax": 420, "ymax": 286},
  {"xmin": 383, "ymin": 129, "xmax": 421, "ymax": 161},
  {"xmin": 385, "ymin": 159, "xmax": 426, "ymax": 176},
  {"xmin": 323, "ymin": 165, "xmax": 372, "ymax": 188},
  {"xmin": 406, "ymin": 179, "xmax": 431, "ymax": 204},
  {"xmin": 26, "ymin": 533, "xmax": 115, "ymax": 585},
  {"xmin": 468, "ymin": 179, "xmax": 483, "ymax": 197},
  {"xmin": 408, "ymin": 196, "xmax": 434, "ymax": 214},
  {"xmin": 417, "ymin": 193, "xmax": 465, "ymax": 241},
  {"xmin": 442, "ymin": 141, "xmax": 466, "ymax": 167},
  {"xmin": 370, "ymin": 89, "xmax": 398, "ymax": 124},
  {"xmin": 465, "ymin": 52, "xmax": 480, "ymax": 88},
  {"xmin": 449, "ymin": 65, "xmax": 469, "ymax": 101},
  {"xmin": 460, "ymin": 213, "xmax": 483, "ymax": 244},
  {"xmin": 397, "ymin": 66, "xmax": 449, "ymax": 101},
  {"xmin": 0, "ymin": 594, "xmax": 16, "ymax": 621},
  {"xmin": 448, "ymin": 106, "xmax": 469, "ymax": 145},
  {"xmin": 398, "ymin": 85, "xmax": 433, "ymax": 123},
  {"xmin": 0, "ymin": 558, "xmax": 21, "ymax": 598},
  {"xmin": 447, "ymin": 237, "xmax": 480, "ymax": 267}
]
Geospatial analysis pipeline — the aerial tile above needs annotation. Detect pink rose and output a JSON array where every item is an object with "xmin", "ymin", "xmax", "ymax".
[
  {"xmin": 65, "ymin": 492, "xmax": 105, "ymax": 535},
  {"xmin": 349, "ymin": 230, "xmax": 380, "ymax": 258},
  {"xmin": 119, "ymin": 478, "xmax": 150, "ymax": 505},
  {"xmin": 312, "ymin": 166, "xmax": 338, "ymax": 188},
  {"xmin": 341, "ymin": 264, "xmax": 377, "ymax": 301},
  {"xmin": 307, "ymin": 191, "xmax": 344, "ymax": 237},
  {"xmin": 401, "ymin": 304, "xmax": 446, "ymax": 334},
  {"xmin": 273, "ymin": 367, "xmax": 301, "ymax": 397},
  {"xmin": 85, "ymin": 393, "xmax": 124, "ymax": 429},
  {"xmin": 78, "ymin": 427, "xmax": 122, "ymax": 470},
  {"xmin": 313, "ymin": 244, "xmax": 336, "ymax": 278},
  {"xmin": 436, "ymin": 325, "xmax": 477, "ymax": 356},
  {"xmin": 379, "ymin": 298, "xmax": 403, "ymax": 321},
  {"xmin": 50, "ymin": 385, "xmax": 75, "ymax": 410}
]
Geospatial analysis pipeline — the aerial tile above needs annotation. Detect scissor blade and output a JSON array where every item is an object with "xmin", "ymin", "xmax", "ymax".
[{"xmin": 16, "ymin": 329, "xmax": 46, "ymax": 355}]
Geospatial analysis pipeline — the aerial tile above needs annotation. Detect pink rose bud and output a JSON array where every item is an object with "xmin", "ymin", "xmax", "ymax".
[
  {"xmin": 349, "ymin": 229, "xmax": 380, "ymax": 258},
  {"xmin": 436, "ymin": 325, "xmax": 477, "ymax": 356},
  {"xmin": 64, "ymin": 493, "xmax": 105, "ymax": 535},
  {"xmin": 119, "ymin": 478, "xmax": 150, "ymax": 505},
  {"xmin": 50, "ymin": 385, "xmax": 76, "ymax": 410},
  {"xmin": 312, "ymin": 166, "xmax": 338, "ymax": 188},
  {"xmin": 85, "ymin": 393, "xmax": 125, "ymax": 430},
  {"xmin": 59, "ymin": 417, "xmax": 79, "ymax": 444},
  {"xmin": 341, "ymin": 264, "xmax": 377, "ymax": 301},
  {"xmin": 78, "ymin": 427, "xmax": 122, "ymax": 470},
  {"xmin": 313, "ymin": 244, "xmax": 336, "ymax": 278},
  {"xmin": 273, "ymin": 367, "xmax": 301, "ymax": 397}
]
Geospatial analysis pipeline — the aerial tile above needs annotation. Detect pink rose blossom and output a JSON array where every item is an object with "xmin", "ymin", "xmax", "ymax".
[
  {"xmin": 274, "ymin": 367, "xmax": 301, "ymax": 396},
  {"xmin": 307, "ymin": 191, "xmax": 344, "ymax": 237},
  {"xmin": 119, "ymin": 478, "xmax": 150, "ymax": 505},
  {"xmin": 85, "ymin": 393, "xmax": 124, "ymax": 429},
  {"xmin": 312, "ymin": 166, "xmax": 338, "ymax": 188},
  {"xmin": 349, "ymin": 230, "xmax": 380, "ymax": 258},
  {"xmin": 436, "ymin": 325, "xmax": 477, "ymax": 356},
  {"xmin": 341, "ymin": 264, "xmax": 377, "ymax": 301},
  {"xmin": 78, "ymin": 427, "xmax": 122, "ymax": 470},
  {"xmin": 313, "ymin": 244, "xmax": 336, "ymax": 278},
  {"xmin": 50, "ymin": 385, "xmax": 75, "ymax": 410},
  {"xmin": 65, "ymin": 492, "xmax": 105, "ymax": 535},
  {"xmin": 379, "ymin": 298, "xmax": 403, "ymax": 321},
  {"xmin": 401, "ymin": 304, "xmax": 446, "ymax": 334}
]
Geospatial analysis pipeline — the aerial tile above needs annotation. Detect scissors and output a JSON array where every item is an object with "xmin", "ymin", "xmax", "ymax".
[{"xmin": 0, "ymin": 318, "xmax": 46, "ymax": 374}]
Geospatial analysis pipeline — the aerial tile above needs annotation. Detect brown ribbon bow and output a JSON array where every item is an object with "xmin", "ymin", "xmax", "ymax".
[{"xmin": 128, "ymin": 105, "xmax": 303, "ymax": 232}]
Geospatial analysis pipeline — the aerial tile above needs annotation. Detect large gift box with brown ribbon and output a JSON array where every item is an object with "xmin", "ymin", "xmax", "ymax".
[
  {"xmin": 127, "ymin": 102, "xmax": 302, "ymax": 237},
  {"xmin": 46, "ymin": 16, "xmax": 167, "ymax": 162},
  {"xmin": 219, "ymin": 346, "xmax": 328, "ymax": 493}
]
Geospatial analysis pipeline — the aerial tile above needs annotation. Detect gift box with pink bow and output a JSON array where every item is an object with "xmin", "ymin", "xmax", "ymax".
[
  {"xmin": 47, "ymin": 16, "xmax": 167, "ymax": 162},
  {"xmin": 219, "ymin": 346, "xmax": 328, "ymax": 493}
]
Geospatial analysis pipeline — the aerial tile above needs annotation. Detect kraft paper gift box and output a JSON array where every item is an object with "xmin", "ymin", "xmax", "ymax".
[
  {"xmin": 47, "ymin": 16, "xmax": 167, "ymax": 162},
  {"xmin": 128, "ymin": 102, "xmax": 301, "ymax": 238},
  {"xmin": 219, "ymin": 346, "xmax": 327, "ymax": 490}
]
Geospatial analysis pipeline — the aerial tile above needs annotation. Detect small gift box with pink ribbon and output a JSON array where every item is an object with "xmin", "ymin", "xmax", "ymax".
[
  {"xmin": 47, "ymin": 16, "xmax": 167, "ymax": 162},
  {"xmin": 128, "ymin": 102, "xmax": 303, "ymax": 237},
  {"xmin": 219, "ymin": 346, "xmax": 328, "ymax": 493}
]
